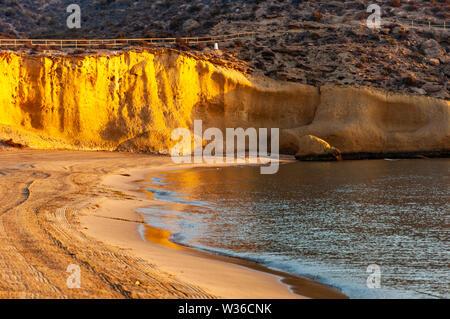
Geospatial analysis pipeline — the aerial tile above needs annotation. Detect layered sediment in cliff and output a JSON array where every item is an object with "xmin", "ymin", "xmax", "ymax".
[
  {"xmin": 0, "ymin": 50, "xmax": 448, "ymax": 157},
  {"xmin": 282, "ymin": 86, "xmax": 450, "ymax": 159}
]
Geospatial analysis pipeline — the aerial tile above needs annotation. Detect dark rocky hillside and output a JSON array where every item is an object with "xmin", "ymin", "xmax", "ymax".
[{"xmin": 0, "ymin": 0, "xmax": 448, "ymax": 99}]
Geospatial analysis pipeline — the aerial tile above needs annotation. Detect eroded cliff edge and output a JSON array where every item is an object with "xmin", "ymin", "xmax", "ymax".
[{"xmin": 0, "ymin": 50, "xmax": 448, "ymax": 158}]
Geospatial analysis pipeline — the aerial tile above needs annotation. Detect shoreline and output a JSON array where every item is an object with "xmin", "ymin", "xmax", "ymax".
[
  {"xmin": 296, "ymin": 150, "xmax": 450, "ymax": 161},
  {"xmin": 1, "ymin": 150, "xmax": 445, "ymax": 298},
  {"xmin": 81, "ymin": 162, "xmax": 303, "ymax": 299},
  {"xmin": 82, "ymin": 160, "xmax": 345, "ymax": 299},
  {"xmin": 0, "ymin": 150, "xmax": 304, "ymax": 298},
  {"xmin": 140, "ymin": 221, "xmax": 347, "ymax": 299},
  {"xmin": 134, "ymin": 169, "xmax": 347, "ymax": 299}
]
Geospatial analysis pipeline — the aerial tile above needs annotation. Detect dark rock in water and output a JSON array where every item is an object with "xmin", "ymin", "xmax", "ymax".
[{"xmin": 341, "ymin": 151, "xmax": 450, "ymax": 160}]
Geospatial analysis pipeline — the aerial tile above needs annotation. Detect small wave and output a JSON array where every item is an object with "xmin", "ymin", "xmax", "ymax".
[
  {"xmin": 139, "ymin": 163, "xmax": 448, "ymax": 299},
  {"xmin": 166, "ymin": 234, "xmax": 433, "ymax": 299}
]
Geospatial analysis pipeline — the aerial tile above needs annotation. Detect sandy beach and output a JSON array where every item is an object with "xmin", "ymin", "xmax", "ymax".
[{"xmin": 0, "ymin": 149, "xmax": 347, "ymax": 299}]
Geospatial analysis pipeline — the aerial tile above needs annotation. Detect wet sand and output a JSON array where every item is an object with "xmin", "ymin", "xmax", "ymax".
[{"xmin": 0, "ymin": 149, "xmax": 344, "ymax": 299}]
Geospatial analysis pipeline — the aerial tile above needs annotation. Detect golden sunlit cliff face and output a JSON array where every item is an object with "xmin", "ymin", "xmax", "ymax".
[
  {"xmin": 0, "ymin": 49, "xmax": 449, "ymax": 156},
  {"xmin": 0, "ymin": 50, "xmax": 247, "ymax": 152}
]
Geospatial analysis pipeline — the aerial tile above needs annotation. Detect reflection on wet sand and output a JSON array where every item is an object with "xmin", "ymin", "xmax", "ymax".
[{"xmin": 139, "ymin": 159, "xmax": 449, "ymax": 298}]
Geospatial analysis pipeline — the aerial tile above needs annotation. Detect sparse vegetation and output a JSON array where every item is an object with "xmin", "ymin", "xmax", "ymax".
[{"xmin": 0, "ymin": 0, "xmax": 447, "ymax": 99}]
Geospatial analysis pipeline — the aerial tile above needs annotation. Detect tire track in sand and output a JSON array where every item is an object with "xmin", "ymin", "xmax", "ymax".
[{"xmin": 0, "ymin": 155, "xmax": 214, "ymax": 299}]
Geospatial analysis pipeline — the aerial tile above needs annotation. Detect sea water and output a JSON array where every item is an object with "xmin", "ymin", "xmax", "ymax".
[{"xmin": 139, "ymin": 159, "xmax": 449, "ymax": 299}]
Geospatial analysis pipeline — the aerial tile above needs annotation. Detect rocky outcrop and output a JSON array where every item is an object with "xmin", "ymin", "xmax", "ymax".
[
  {"xmin": 294, "ymin": 135, "xmax": 342, "ymax": 161},
  {"xmin": 0, "ymin": 50, "xmax": 448, "ymax": 159},
  {"xmin": 281, "ymin": 86, "xmax": 449, "ymax": 158}
]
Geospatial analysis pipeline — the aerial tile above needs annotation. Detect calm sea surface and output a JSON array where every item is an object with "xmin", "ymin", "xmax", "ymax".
[{"xmin": 139, "ymin": 159, "xmax": 449, "ymax": 298}]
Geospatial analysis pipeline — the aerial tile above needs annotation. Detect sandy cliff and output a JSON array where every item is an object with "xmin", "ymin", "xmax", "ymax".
[
  {"xmin": 0, "ymin": 50, "xmax": 448, "ymax": 158},
  {"xmin": 282, "ymin": 86, "xmax": 450, "ymax": 159}
]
